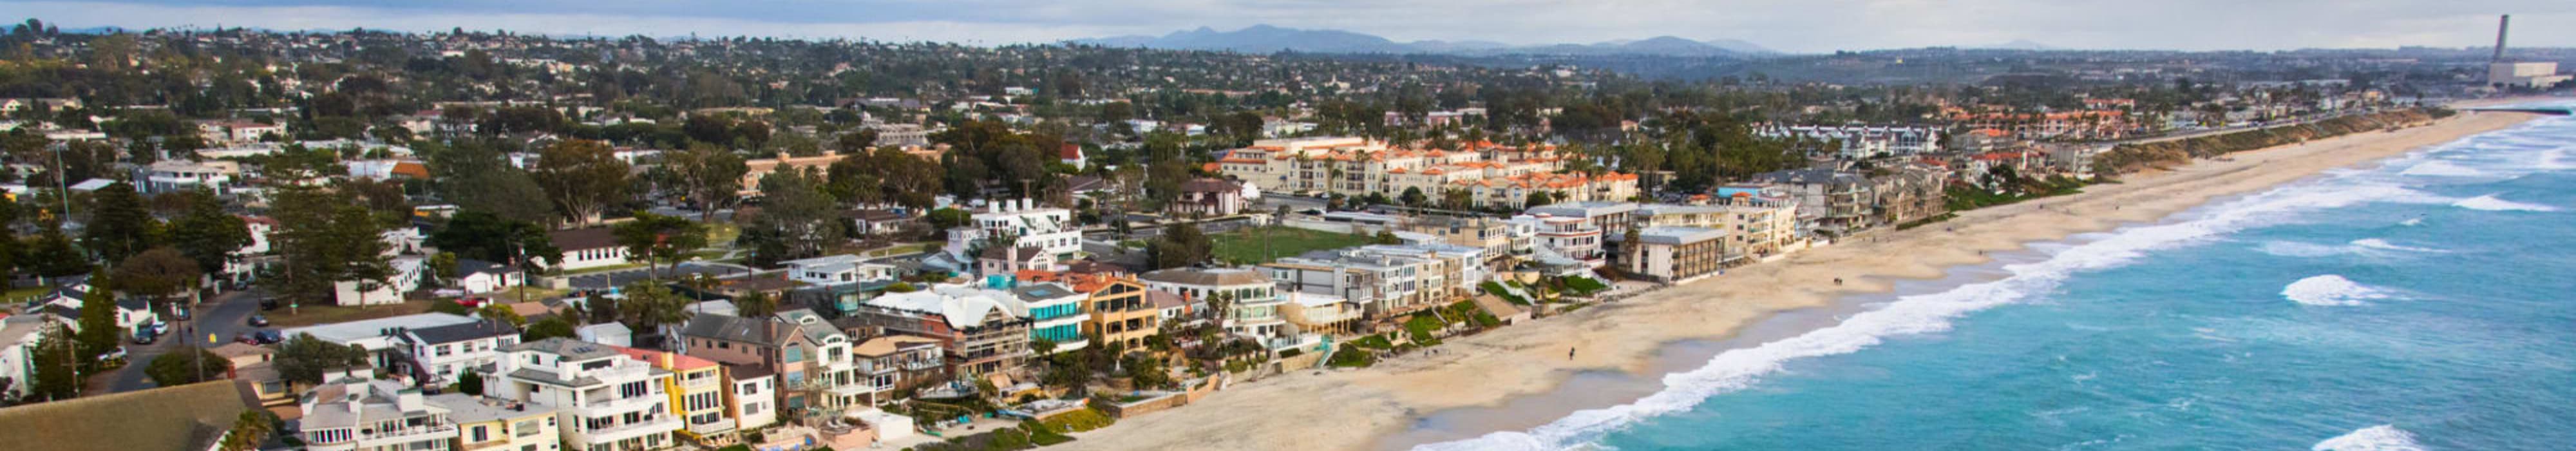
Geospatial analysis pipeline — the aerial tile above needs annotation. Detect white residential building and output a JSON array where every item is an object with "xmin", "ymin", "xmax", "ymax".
[
  {"xmin": 298, "ymin": 374, "xmax": 459, "ymax": 451},
  {"xmin": 484, "ymin": 338, "xmax": 685, "ymax": 451},
  {"xmin": 134, "ymin": 160, "xmax": 240, "ymax": 195},
  {"xmin": 779, "ymin": 254, "xmax": 897, "ymax": 285},
  {"xmin": 1139, "ymin": 267, "xmax": 1289, "ymax": 339},
  {"xmin": 941, "ymin": 198, "xmax": 1081, "ymax": 264},
  {"xmin": 426, "ymin": 394, "xmax": 563, "ymax": 451},
  {"xmin": 396, "ymin": 320, "xmax": 522, "ymax": 388},
  {"xmin": 1753, "ymin": 124, "xmax": 1943, "ymax": 159}
]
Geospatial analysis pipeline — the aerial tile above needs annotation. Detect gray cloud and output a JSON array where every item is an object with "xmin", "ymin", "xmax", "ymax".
[{"xmin": 7, "ymin": 0, "xmax": 2571, "ymax": 52}]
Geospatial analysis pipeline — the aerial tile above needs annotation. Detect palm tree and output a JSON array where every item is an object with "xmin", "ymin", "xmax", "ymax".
[{"xmin": 620, "ymin": 282, "xmax": 692, "ymax": 339}]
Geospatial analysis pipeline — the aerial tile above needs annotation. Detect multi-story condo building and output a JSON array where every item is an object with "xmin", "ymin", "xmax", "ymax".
[
  {"xmin": 851, "ymin": 283, "xmax": 1034, "ymax": 378},
  {"xmin": 721, "ymin": 365, "xmax": 779, "ymax": 432},
  {"xmin": 1215, "ymin": 137, "xmax": 1636, "ymax": 209},
  {"xmin": 1028, "ymin": 273, "xmax": 1156, "ymax": 349},
  {"xmin": 1009, "ymin": 283, "xmax": 1091, "ymax": 352},
  {"xmin": 938, "ymin": 198, "xmax": 1082, "ymax": 268},
  {"xmin": 484, "ymin": 338, "xmax": 685, "ymax": 451},
  {"xmin": 1263, "ymin": 249, "xmax": 1443, "ymax": 322},
  {"xmin": 1508, "ymin": 213, "xmax": 1608, "ymax": 267},
  {"xmin": 1349, "ymin": 243, "xmax": 1488, "ymax": 294},
  {"xmin": 1748, "ymin": 169, "xmax": 1875, "ymax": 234},
  {"xmin": 674, "ymin": 311, "xmax": 858, "ymax": 414},
  {"xmin": 779, "ymin": 254, "xmax": 897, "ymax": 286},
  {"xmin": 1406, "ymin": 216, "xmax": 1533, "ymax": 265},
  {"xmin": 426, "ymin": 393, "xmax": 562, "ymax": 451},
  {"xmin": 1606, "ymin": 226, "xmax": 1730, "ymax": 283},
  {"xmin": 395, "ymin": 319, "xmax": 520, "ymax": 388},
  {"xmin": 851, "ymin": 335, "xmax": 947, "ymax": 404},
  {"xmin": 1140, "ymin": 267, "xmax": 1287, "ymax": 340},
  {"xmin": 298, "ymin": 374, "xmax": 460, "ymax": 451},
  {"xmin": 1753, "ymin": 124, "xmax": 1943, "ymax": 159},
  {"xmin": 611, "ymin": 347, "xmax": 735, "ymax": 442}
]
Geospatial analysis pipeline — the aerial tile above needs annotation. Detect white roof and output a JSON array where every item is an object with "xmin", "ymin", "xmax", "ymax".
[
  {"xmin": 864, "ymin": 283, "xmax": 1028, "ymax": 329},
  {"xmin": 281, "ymin": 312, "xmax": 478, "ymax": 345}
]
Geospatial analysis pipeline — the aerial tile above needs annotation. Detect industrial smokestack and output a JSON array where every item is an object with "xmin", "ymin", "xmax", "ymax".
[{"xmin": 2493, "ymin": 15, "xmax": 2511, "ymax": 62}]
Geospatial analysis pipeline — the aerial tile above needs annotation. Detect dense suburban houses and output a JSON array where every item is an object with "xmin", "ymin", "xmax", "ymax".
[{"xmin": 0, "ymin": 14, "xmax": 2546, "ymax": 451}]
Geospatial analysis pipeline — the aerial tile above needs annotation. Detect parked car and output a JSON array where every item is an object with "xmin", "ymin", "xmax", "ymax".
[
  {"xmin": 233, "ymin": 333, "xmax": 256, "ymax": 345},
  {"xmin": 247, "ymin": 314, "xmax": 269, "ymax": 327},
  {"xmin": 132, "ymin": 331, "xmax": 157, "ymax": 345},
  {"xmin": 260, "ymin": 298, "xmax": 279, "ymax": 311},
  {"xmin": 253, "ymin": 330, "xmax": 283, "ymax": 345}
]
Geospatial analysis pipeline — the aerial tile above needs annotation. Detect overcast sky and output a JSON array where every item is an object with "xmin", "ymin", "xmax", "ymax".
[{"xmin": 7, "ymin": 1, "xmax": 2572, "ymax": 53}]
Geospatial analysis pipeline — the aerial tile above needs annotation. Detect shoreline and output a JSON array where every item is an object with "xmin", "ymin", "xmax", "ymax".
[{"xmin": 1054, "ymin": 110, "xmax": 2542, "ymax": 451}]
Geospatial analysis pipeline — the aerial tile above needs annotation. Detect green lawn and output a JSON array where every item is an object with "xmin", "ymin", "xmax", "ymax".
[{"xmin": 1213, "ymin": 226, "xmax": 1374, "ymax": 264}]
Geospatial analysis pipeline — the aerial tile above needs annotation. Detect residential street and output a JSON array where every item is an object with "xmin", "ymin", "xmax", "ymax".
[{"xmin": 101, "ymin": 289, "xmax": 264, "ymax": 392}]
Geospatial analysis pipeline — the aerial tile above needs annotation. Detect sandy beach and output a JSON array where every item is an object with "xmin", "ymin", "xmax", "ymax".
[{"xmin": 1055, "ymin": 110, "xmax": 2541, "ymax": 451}]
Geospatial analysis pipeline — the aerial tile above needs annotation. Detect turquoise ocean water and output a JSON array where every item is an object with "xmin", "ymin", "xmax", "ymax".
[{"xmin": 1419, "ymin": 110, "xmax": 2576, "ymax": 450}]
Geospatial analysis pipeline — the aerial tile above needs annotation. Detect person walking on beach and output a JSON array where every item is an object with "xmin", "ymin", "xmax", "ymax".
[
  {"xmin": 1569, "ymin": 347, "xmax": 1577, "ymax": 360},
  {"xmin": 1833, "ymin": 278, "xmax": 1844, "ymax": 286}
]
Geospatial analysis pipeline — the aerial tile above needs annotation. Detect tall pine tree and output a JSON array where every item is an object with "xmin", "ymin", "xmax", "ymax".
[{"xmin": 80, "ymin": 180, "xmax": 159, "ymax": 263}]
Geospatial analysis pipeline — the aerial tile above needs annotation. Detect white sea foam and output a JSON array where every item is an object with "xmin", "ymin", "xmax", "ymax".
[
  {"xmin": 2398, "ymin": 160, "xmax": 2486, "ymax": 177},
  {"xmin": 2452, "ymin": 194, "xmax": 2560, "ymax": 212},
  {"xmin": 2312, "ymin": 425, "xmax": 2425, "ymax": 451},
  {"xmin": 2282, "ymin": 274, "xmax": 2392, "ymax": 307},
  {"xmin": 2349, "ymin": 238, "xmax": 2443, "ymax": 253},
  {"xmin": 2398, "ymin": 217, "xmax": 2423, "ymax": 226},
  {"xmin": 2255, "ymin": 238, "xmax": 2443, "ymax": 258},
  {"xmin": 1413, "ymin": 164, "xmax": 2443, "ymax": 451}
]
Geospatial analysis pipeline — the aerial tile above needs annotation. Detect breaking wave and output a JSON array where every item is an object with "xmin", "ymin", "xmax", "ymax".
[
  {"xmin": 2452, "ymin": 194, "xmax": 2559, "ymax": 212},
  {"xmin": 2282, "ymin": 274, "xmax": 2394, "ymax": 307},
  {"xmin": 2311, "ymin": 425, "xmax": 2425, "ymax": 451},
  {"xmin": 1414, "ymin": 168, "xmax": 2450, "ymax": 451}
]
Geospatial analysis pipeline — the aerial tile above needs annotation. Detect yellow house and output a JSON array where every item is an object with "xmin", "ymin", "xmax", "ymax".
[
  {"xmin": 426, "ymin": 393, "xmax": 564, "ymax": 451},
  {"xmin": 615, "ymin": 347, "xmax": 737, "ymax": 442}
]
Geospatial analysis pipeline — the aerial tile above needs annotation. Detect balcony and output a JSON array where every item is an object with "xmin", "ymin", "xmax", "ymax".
[
  {"xmin": 577, "ymin": 414, "xmax": 683, "ymax": 445},
  {"xmin": 686, "ymin": 417, "xmax": 739, "ymax": 436},
  {"xmin": 578, "ymin": 393, "xmax": 665, "ymax": 414}
]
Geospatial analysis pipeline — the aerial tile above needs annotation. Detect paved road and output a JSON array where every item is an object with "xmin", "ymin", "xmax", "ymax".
[{"xmin": 105, "ymin": 289, "xmax": 263, "ymax": 392}]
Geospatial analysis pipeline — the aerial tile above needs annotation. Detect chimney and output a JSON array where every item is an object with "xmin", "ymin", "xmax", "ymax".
[{"xmin": 2494, "ymin": 14, "xmax": 2511, "ymax": 62}]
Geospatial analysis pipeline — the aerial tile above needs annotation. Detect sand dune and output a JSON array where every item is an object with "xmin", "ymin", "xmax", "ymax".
[{"xmin": 1054, "ymin": 110, "xmax": 2539, "ymax": 451}]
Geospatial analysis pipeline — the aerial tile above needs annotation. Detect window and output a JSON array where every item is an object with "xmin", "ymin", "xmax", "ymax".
[
  {"xmin": 471, "ymin": 426, "xmax": 489, "ymax": 442},
  {"xmin": 621, "ymin": 381, "xmax": 649, "ymax": 398},
  {"xmin": 515, "ymin": 420, "xmax": 541, "ymax": 437}
]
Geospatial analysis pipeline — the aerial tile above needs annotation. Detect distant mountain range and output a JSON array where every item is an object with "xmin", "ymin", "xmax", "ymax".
[{"xmin": 1070, "ymin": 24, "xmax": 1779, "ymax": 57}]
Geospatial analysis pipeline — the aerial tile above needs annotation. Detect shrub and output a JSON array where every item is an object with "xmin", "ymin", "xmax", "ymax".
[
  {"xmin": 1040, "ymin": 408, "xmax": 1115, "ymax": 433},
  {"xmin": 1562, "ymin": 276, "xmax": 1609, "ymax": 294},
  {"xmin": 1327, "ymin": 347, "xmax": 1376, "ymax": 368}
]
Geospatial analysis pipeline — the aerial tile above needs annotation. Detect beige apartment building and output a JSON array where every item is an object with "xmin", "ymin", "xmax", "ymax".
[{"xmin": 1217, "ymin": 137, "xmax": 1638, "ymax": 209}]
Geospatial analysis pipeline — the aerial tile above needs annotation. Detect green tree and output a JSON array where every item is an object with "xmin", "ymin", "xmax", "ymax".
[
  {"xmin": 735, "ymin": 291, "xmax": 779, "ymax": 318},
  {"xmin": 522, "ymin": 316, "xmax": 579, "ymax": 341},
  {"xmin": 113, "ymin": 247, "xmax": 200, "ymax": 310},
  {"xmin": 26, "ymin": 220, "xmax": 91, "ymax": 278},
  {"xmin": 1399, "ymin": 187, "xmax": 1428, "ymax": 207},
  {"xmin": 530, "ymin": 139, "xmax": 630, "ymax": 227},
  {"xmin": 28, "ymin": 325, "xmax": 82, "ymax": 401},
  {"xmin": 274, "ymin": 333, "xmax": 369, "ymax": 385},
  {"xmin": 1146, "ymin": 223, "xmax": 1213, "ymax": 269},
  {"xmin": 218, "ymin": 410, "xmax": 274, "ymax": 451},
  {"xmin": 618, "ymin": 282, "xmax": 691, "ymax": 338},
  {"xmin": 455, "ymin": 369, "xmax": 484, "ymax": 396},
  {"xmin": 146, "ymin": 346, "xmax": 231, "ymax": 387},
  {"xmin": 659, "ymin": 144, "xmax": 748, "ymax": 222},
  {"xmin": 426, "ymin": 211, "xmax": 564, "ymax": 271},
  {"xmin": 75, "ymin": 270, "xmax": 121, "ymax": 363},
  {"xmin": 1524, "ymin": 191, "xmax": 1556, "ymax": 208},
  {"xmin": 165, "ymin": 191, "xmax": 252, "ymax": 277},
  {"xmin": 263, "ymin": 186, "xmax": 393, "ymax": 309},
  {"xmin": 612, "ymin": 212, "xmax": 708, "ymax": 280},
  {"xmin": 81, "ymin": 180, "xmax": 160, "ymax": 262},
  {"xmin": 745, "ymin": 169, "xmax": 838, "ymax": 264}
]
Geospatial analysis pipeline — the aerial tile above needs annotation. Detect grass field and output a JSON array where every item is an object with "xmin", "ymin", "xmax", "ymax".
[
  {"xmin": 269, "ymin": 300, "xmax": 435, "ymax": 327},
  {"xmin": 1212, "ymin": 226, "xmax": 1374, "ymax": 264}
]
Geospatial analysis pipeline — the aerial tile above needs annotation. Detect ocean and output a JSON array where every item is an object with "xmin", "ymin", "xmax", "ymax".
[{"xmin": 1417, "ymin": 110, "xmax": 2576, "ymax": 451}]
